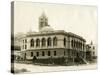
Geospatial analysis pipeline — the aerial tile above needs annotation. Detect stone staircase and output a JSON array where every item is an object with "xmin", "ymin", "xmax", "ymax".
[{"xmin": 81, "ymin": 58, "xmax": 89, "ymax": 64}]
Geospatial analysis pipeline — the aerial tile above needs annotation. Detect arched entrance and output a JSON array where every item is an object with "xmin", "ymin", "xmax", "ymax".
[
  {"xmin": 33, "ymin": 56, "xmax": 37, "ymax": 60},
  {"xmin": 32, "ymin": 56, "xmax": 37, "ymax": 63}
]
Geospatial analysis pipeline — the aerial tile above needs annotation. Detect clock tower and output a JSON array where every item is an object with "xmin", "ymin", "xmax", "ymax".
[{"xmin": 39, "ymin": 12, "xmax": 48, "ymax": 31}]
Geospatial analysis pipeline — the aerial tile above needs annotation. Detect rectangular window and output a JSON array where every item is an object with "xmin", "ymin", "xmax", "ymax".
[
  {"xmin": 54, "ymin": 51, "xmax": 56, "ymax": 56},
  {"xmin": 25, "ymin": 45, "xmax": 27, "ymax": 49},
  {"xmin": 36, "ymin": 52, "xmax": 39, "ymax": 57},
  {"xmin": 31, "ymin": 52, "xmax": 33, "ymax": 57},
  {"xmin": 48, "ymin": 51, "xmax": 50, "ymax": 56},
  {"xmin": 42, "ymin": 51, "xmax": 45, "ymax": 56},
  {"xmin": 64, "ymin": 51, "xmax": 65, "ymax": 56},
  {"xmin": 64, "ymin": 38, "xmax": 66, "ymax": 47}
]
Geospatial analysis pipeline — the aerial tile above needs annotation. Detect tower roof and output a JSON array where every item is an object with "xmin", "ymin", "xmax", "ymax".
[
  {"xmin": 39, "ymin": 11, "xmax": 47, "ymax": 19},
  {"xmin": 40, "ymin": 25, "xmax": 54, "ymax": 32}
]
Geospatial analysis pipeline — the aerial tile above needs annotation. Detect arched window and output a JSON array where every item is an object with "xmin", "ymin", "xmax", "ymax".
[
  {"xmin": 80, "ymin": 43, "xmax": 82, "ymax": 49},
  {"xmin": 77, "ymin": 41, "xmax": 79, "ymax": 48},
  {"xmin": 76, "ymin": 41, "xmax": 78, "ymax": 48},
  {"xmin": 83, "ymin": 44, "xmax": 84, "ymax": 50},
  {"xmin": 79, "ymin": 42, "xmax": 81, "ymax": 49},
  {"xmin": 41, "ymin": 38, "xmax": 46, "ymax": 47},
  {"xmin": 30, "ymin": 39, "xmax": 34, "ymax": 47},
  {"xmin": 75, "ymin": 40, "xmax": 77, "ymax": 48},
  {"xmin": 73, "ymin": 40, "xmax": 75, "ymax": 48},
  {"xmin": 71, "ymin": 40, "xmax": 73, "ymax": 48},
  {"xmin": 36, "ymin": 39, "xmax": 40, "ymax": 47},
  {"xmin": 47, "ymin": 37, "xmax": 52, "ymax": 46},
  {"xmin": 53, "ymin": 37, "xmax": 57, "ymax": 46},
  {"xmin": 64, "ymin": 38, "xmax": 66, "ymax": 46}
]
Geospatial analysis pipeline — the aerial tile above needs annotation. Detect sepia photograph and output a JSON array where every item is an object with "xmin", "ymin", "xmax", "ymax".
[{"xmin": 11, "ymin": 1, "xmax": 97, "ymax": 74}]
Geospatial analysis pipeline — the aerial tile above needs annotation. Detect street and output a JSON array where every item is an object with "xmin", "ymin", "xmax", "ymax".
[{"xmin": 13, "ymin": 63, "xmax": 97, "ymax": 73}]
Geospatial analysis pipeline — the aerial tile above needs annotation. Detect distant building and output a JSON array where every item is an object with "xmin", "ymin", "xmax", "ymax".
[
  {"xmin": 11, "ymin": 33, "xmax": 25, "ymax": 61},
  {"xmin": 19, "ymin": 12, "xmax": 87, "ymax": 64},
  {"xmin": 86, "ymin": 41, "xmax": 97, "ymax": 61}
]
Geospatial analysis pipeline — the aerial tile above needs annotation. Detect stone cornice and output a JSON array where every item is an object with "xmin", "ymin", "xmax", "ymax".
[{"xmin": 24, "ymin": 30, "xmax": 86, "ymax": 42}]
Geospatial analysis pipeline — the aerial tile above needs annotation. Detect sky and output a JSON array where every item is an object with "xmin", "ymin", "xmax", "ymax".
[{"xmin": 14, "ymin": 1, "xmax": 97, "ymax": 44}]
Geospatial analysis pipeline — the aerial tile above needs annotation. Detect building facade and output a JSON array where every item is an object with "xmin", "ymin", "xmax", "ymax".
[{"xmin": 20, "ymin": 13, "xmax": 87, "ymax": 64}]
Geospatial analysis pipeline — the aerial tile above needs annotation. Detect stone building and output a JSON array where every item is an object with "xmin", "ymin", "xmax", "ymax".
[{"xmin": 20, "ymin": 13, "xmax": 87, "ymax": 64}]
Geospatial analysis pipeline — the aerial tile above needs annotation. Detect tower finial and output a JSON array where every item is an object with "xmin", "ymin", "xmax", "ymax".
[{"xmin": 41, "ymin": 11, "xmax": 46, "ymax": 18}]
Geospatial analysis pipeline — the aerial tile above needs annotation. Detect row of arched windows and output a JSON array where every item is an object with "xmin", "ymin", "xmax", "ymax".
[
  {"xmin": 30, "ymin": 37, "xmax": 57, "ymax": 47},
  {"xmin": 23, "ymin": 37, "xmax": 85, "ymax": 50},
  {"xmin": 71, "ymin": 40, "xmax": 84, "ymax": 49}
]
